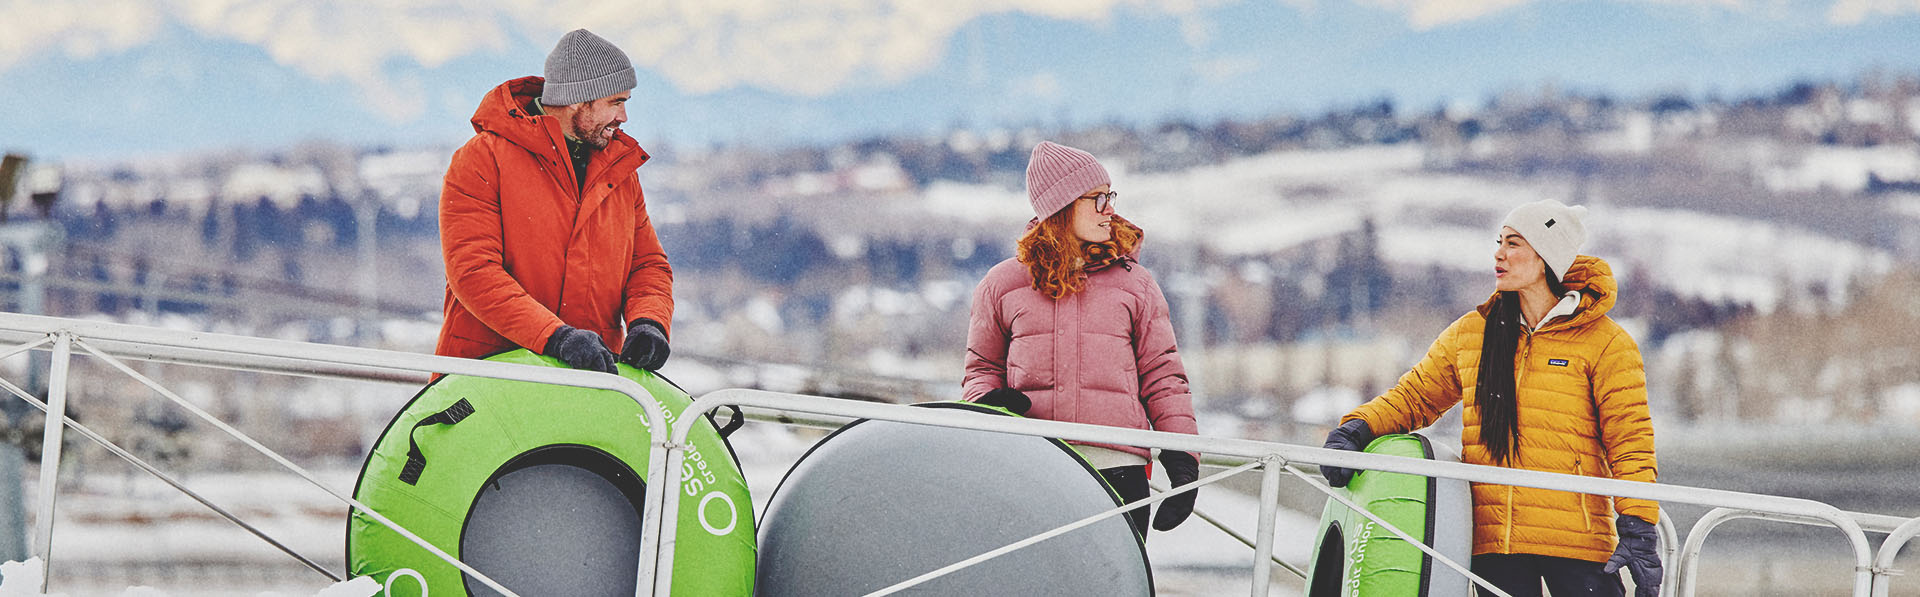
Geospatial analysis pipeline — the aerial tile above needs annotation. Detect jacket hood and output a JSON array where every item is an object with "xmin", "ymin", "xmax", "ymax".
[
  {"xmin": 470, "ymin": 76, "xmax": 648, "ymax": 168},
  {"xmin": 1476, "ymin": 255, "xmax": 1617, "ymax": 329}
]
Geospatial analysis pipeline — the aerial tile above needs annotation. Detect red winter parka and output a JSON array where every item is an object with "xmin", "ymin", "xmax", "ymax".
[
  {"xmin": 963, "ymin": 222, "xmax": 1198, "ymax": 459},
  {"xmin": 1343, "ymin": 256, "xmax": 1656, "ymax": 563},
  {"xmin": 435, "ymin": 76, "xmax": 673, "ymax": 363}
]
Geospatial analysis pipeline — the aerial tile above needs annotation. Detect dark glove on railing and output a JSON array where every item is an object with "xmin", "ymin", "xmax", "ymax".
[
  {"xmin": 1602, "ymin": 514, "xmax": 1663, "ymax": 597},
  {"xmin": 620, "ymin": 318, "xmax": 671, "ymax": 370},
  {"xmin": 544, "ymin": 325, "xmax": 616, "ymax": 374},
  {"xmin": 974, "ymin": 388, "xmax": 1030, "ymax": 415},
  {"xmin": 1319, "ymin": 419, "xmax": 1373, "ymax": 488},
  {"xmin": 1152, "ymin": 450, "xmax": 1199, "ymax": 531}
]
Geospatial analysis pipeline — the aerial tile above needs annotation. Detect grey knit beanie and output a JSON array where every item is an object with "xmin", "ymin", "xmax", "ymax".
[
  {"xmin": 541, "ymin": 29, "xmax": 636, "ymax": 106},
  {"xmin": 1500, "ymin": 199, "xmax": 1588, "ymax": 282}
]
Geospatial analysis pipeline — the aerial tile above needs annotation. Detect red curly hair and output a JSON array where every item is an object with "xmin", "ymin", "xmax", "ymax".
[{"xmin": 1016, "ymin": 208, "xmax": 1142, "ymax": 299}]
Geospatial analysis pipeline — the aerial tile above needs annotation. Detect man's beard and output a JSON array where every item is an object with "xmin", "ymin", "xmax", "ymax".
[{"xmin": 569, "ymin": 110, "xmax": 616, "ymax": 149}]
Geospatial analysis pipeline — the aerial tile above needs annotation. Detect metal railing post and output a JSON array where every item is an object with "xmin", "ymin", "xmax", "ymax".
[
  {"xmin": 1871, "ymin": 517, "xmax": 1920, "ymax": 597},
  {"xmin": 636, "ymin": 439, "xmax": 671, "ymax": 597},
  {"xmin": 1250, "ymin": 456, "xmax": 1283, "ymax": 597},
  {"xmin": 0, "ymin": 335, "xmax": 50, "ymax": 566},
  {"xmin": 649, "ymin": 437, "xmax": 686, "ymax": 597},
  {"xmin": 1657, "ymin": 509, "xmax": 1679, "ymax": 568},
  {"xmin": 1149, "ymin": 469, "xmax": 1307, "ymax": 580},
  {"xmin": 1657, "ymin": 507, "xmax": 1679, "ymax": 597},
  {"xmin": 1675, "ymin": 508, "xmax": 1876, "ymax": 597},
  {"xmin": 30, "ymin": 332, "xmax": 70, "ymax": 592},
  {"xmin": 1675, "ymin": 508, "xmax": 1741, "ymax": 597}
]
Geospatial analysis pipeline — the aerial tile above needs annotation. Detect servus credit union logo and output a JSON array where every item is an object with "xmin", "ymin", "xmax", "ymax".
[{"xmin": 1345, "ymin": 521, "xmax": 1376, "ymax": 592}]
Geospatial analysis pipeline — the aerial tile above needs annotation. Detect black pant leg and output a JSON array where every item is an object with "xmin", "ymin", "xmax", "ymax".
[
  {"xmin": 1471, "ymin": 554, "xmax": 1546, "ymax": 597},
  {"xmin": 1538, "ymin": 555, "xmax": 1626, "ymax": 597},
  {"xmin": 1097, "ymin": 465, "xmax": 1151, "ymax": 539}
]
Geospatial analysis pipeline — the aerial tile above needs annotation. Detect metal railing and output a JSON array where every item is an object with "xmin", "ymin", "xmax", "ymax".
[
  {"xmin": 0, "ymin": 312, "xmax": 676, "ymax": 596},
  {"xmin": 1878, "ymin": 518, "xmax": 1920, "ymax": 597},
  {"xmin": 0, "ymin": 312, "xmax": 1914, "ymax": 596},
  {"xmin": 661, "ymin": 389, "xmax": 1918, "ymax": 597}
]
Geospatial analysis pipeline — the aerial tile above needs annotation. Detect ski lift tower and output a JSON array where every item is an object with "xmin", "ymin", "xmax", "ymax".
[{"xmin": 0, "ymin": 153, "xmax": 63, "ymax": 564}]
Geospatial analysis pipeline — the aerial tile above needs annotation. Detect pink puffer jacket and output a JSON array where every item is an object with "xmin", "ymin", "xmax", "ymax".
[{"xmin": 964, "ymin": 250, "xmax": 1198, "ymax": 459}]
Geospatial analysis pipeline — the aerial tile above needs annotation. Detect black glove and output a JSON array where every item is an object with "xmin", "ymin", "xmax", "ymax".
[
  {"xmin": 544, "ymin": 325, "xmax": 616, "ymax": 374},
  {"xmin": 620, "ymin": 318, "xmax": 671, "ymax": 370},
  {"xmin": 1153, "ymin": 450, "xmax": 1199, "ymax": 531},
  {"xmin": 1602, "ymin": 514, "xmax": 1663, "ymax": 597},
  {"xmin": 1319, "ymin": 419, "xmax": 1373, "ymax": 488},
  {"xmin": 975, "ymin": 388, "xmax": 1030, "ymax": 415}
]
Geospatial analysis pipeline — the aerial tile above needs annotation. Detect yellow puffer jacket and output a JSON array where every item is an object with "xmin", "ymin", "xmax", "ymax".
[{"xmin": 1343, "ymin": 255, "xmax": 1656, "ymax": 563}]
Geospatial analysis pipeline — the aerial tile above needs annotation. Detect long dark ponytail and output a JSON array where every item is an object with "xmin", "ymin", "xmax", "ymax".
[
  {"xmin": 1476, "ymin": 265, "xmax": 1569, "ymax": 465},
  {"xmin": 1476, "ymin": 292, "xmax": 1523, "ymax": 465}
]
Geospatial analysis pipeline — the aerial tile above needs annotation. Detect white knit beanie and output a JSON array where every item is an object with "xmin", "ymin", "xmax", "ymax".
[
  {"xmin": 542, "ymin": 29, "xmax": 637, "ymax": 106},
  {"xmin": 1500, "ymin": 199, "xmax": 1587, "ymax": 282},
  {"xmin": 1025, "ymin": 141, "xmax": 1111, "ymax": 219}
]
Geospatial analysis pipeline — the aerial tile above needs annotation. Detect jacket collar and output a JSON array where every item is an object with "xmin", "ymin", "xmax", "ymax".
[
  {"xmin": 469, "ymin": 76, "xmax": 651, "ymax": 184},
  {"xmin": 1017, "ymin": 215, "xmax": 1147, "ymax": 274},
  {"xmin": 1085, "ymin": 217, "xmax": 1144, "ymax": 273},
  {"xmin": 1477, "ymin": 255, "xmax": 1618, "ymax": 332},
  {"xmin": 1526, "ymin": 291, "xmax": 1581, "ymax": 331}
]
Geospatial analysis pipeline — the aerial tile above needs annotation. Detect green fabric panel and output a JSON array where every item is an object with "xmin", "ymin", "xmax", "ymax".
[
  {"xmin": 1308, "ymin": 434, "xmax": 1434, "ymax": 597},
  {"xmin": 346, "ymin": 350, "xmax": 756, "ymax": 595}
]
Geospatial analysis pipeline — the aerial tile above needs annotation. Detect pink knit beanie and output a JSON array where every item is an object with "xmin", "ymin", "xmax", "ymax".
[{"xmin": 1025, "ymin": 141, "xmax": 1111, "ymax": 219}]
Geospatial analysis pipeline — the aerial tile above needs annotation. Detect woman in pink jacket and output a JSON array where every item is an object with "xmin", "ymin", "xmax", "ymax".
[{"xmin": 964, "ymin": 141, "xmax": 1201, "ymax": 537}]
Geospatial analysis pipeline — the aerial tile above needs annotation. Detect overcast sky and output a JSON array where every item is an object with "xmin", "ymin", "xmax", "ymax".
[{"xmin": 2, "ymin": 0, "xmax": 1917, "ymax": 160}]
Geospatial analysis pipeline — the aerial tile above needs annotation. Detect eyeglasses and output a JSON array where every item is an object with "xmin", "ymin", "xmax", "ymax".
[{"xmin": 1081, "ymin": 190, "xmax": 1118, "ymax": 213}]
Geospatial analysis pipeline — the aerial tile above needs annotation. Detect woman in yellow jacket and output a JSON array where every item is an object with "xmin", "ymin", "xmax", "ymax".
[{"xmin": 1320, "ymin": 200, "xmax": 1661, "ymax": 597}]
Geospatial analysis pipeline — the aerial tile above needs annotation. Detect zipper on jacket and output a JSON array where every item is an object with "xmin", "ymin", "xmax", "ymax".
[
  {"xmin": 1516, "ymin": 332, "xmax": 1533, "ymax": 386},
  {"xmin": 1062, "ymin": 289, "xmax": 1079, "ymax": 423},
  {"xmin": 1503, "ymin": 484, "xmax": 1515, "ymax": 551},
  {"xmin": 546, "ymin": 142, "xmax": 581, "ymax": 202},
  {"xmin": 532, "ymin": 160, "xmax": 577, "ymax": 205},
  {"xmin": 1577, "ymin": 457, "xmax": 1592, "ymax": 532}
]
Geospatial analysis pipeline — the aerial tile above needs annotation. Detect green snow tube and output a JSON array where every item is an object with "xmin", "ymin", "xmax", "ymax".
[
  {"xmin": 1305, "ymin": 433, "xmax": 1472, "ymax": 597},
  {"xmin": 345, "ymin": 349, "xmax": 755, "ymax": 596}
]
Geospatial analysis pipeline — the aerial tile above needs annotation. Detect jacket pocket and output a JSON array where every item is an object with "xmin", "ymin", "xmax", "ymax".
[
  {"xmin": 1576, "ymin": 457, "xmax": 1594, "ymax": 533},
  {"xmin": 1580, "ymin": 458, "xmax": 1616, "ymax": 536},
  {"xmin": 445, "ymin": 327, "xmax": 509, "ymax": 355},
  {"xmin": 1005, "ymin": 336, "xmax": 1053, "ymax": 389},
  {"xmin": 1007, "ymin": 361, "xmax": 1032, "ymax": 390}
]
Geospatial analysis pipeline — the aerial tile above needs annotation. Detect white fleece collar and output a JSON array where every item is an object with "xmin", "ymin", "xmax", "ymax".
[{"xmin": 1528, "ymin": 291, "xmax": 1581, "ymax": 331}]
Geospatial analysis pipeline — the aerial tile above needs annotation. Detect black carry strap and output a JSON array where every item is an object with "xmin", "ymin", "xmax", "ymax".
[
  {"xmin": 655, "ymin": 371, "xmax": 743, "ymax": 439},
  {"xmin": 705, "ymin": 404, "xmax": 745, "ymax": 438},
  {"xmin": 398, "ymin": 398, "xmax": 476, "ymax": 485}
]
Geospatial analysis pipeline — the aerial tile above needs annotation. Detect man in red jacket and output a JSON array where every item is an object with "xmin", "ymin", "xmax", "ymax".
[{"xmin": 435, "ymin": 29, "xmax": 673, "ymax": 375}]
